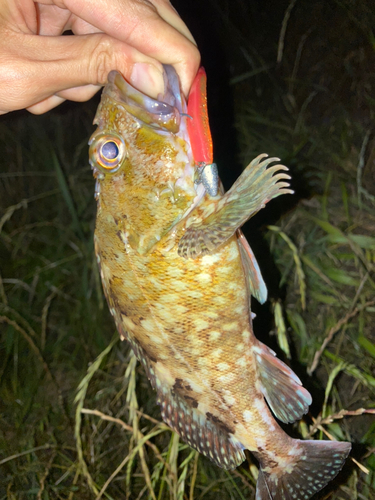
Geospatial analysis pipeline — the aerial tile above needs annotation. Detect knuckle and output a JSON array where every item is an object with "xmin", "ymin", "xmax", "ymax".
[
  {"xmin": 0, "ymin": 60, "xmax": 33, "ymax": 112},
  {"xmin": 131, "ymin": 0, "xmax": 158, "ymax": 16},
  {"xmin": 185, "ymin": 43, "xmax": 200, "ymax": 66},
  {"xmin": 89, "ymin": 36, "xmax": 119, "ymax": 85}
]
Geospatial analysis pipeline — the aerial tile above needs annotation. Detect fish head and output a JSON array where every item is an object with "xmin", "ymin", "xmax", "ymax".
[{"xmin": 89, "ymin": 66, "xmax": 202, "ymax": 254}]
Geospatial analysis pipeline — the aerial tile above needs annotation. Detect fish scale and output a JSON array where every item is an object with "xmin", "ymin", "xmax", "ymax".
[{"xmin": 89, "ymin": 65, "xmax": 351, "ymax": 499}]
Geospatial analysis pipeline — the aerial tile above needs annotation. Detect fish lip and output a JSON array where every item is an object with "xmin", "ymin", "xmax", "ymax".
[{"xmin": 105, "ymin": 68, "xmax": 183, "ymax": 133}]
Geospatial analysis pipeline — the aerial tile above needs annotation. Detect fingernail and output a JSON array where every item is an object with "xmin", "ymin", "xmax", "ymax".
[{"xmin": 130, "ymin": 63, "xmax": 164, "ymax": 98}]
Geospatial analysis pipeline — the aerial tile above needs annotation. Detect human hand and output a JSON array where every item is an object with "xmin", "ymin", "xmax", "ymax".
[{"xmin": 0, "ymin": 0, "xmax": 200, "ymax": 114}]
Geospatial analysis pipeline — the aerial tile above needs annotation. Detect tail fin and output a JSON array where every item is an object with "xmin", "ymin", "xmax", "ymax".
[{"xmin": 255, "ymin": 439, "xmax": 351, "ymax": 500}]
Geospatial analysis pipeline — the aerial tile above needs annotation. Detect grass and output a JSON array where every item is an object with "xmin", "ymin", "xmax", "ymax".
[{"xmin": 0, "ymin": 0, "xmax": 374, "ymax": 498}]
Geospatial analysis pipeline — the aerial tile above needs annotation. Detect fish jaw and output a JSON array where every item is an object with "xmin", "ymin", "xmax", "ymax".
[{"xmin": 100, "ymin": 69, "xmax": 182, "ymax": 133}]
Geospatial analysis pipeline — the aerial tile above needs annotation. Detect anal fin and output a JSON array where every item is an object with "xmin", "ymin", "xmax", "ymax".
[
  {"xmin": 127, "ymin": 336, "xmax": 245, "ymax": 470},
  {"xmin": 254, "ymin": 342, "xmax": 312, "ymax": 424},
  {"xmin": 159, "ymin": 389, "xmax": 245, "ymax": 470}
]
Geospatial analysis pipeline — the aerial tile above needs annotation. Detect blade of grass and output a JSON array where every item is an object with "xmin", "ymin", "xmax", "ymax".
[
  {"xmin": 268, "ymin": 225, "xmax": 306, "ymax": 309},
  {"xmin": 74, "ymin": 335, "xmax": 119, "ymax": 495}
]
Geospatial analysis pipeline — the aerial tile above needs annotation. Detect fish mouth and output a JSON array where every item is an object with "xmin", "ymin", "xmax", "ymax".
[{"xmin": 105, "ymin": 65, "xmax": 185, "ymax": 134}]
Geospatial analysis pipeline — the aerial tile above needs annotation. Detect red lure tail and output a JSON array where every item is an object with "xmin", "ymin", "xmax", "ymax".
[{"xmin": 187, "ymin": 67, "xmax": 213, "ymax": 164}]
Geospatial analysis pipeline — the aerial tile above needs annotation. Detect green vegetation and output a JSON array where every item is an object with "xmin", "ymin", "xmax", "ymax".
[{"xmin": 0, "ymin": 1, "xmax": 374, "ymax": 498}]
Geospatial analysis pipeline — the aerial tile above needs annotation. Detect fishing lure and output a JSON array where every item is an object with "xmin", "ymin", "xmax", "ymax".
[{"xmin": 187, "ymin": 67, "xmax": 219, "ymax": 197}]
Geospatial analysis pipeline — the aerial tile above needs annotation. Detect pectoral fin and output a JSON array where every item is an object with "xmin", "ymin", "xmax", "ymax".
[{"xmin": 178, "ymin": 154, "xmax": 292, "ymax": 259}]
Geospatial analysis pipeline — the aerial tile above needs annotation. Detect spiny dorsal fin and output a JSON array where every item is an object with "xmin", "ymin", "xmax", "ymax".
[
  {"xmin": 255, "ymin": 439, "xmax": 351, "ymax": 500},
  {"xmin": 178, "ymin": 154, "xmax": 292, "ymax": 259},
  {"xmin": 253, "ymin": 342, "xmax": 312, "ymax": 424}
]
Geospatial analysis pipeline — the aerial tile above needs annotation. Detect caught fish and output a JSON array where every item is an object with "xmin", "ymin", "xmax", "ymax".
[{"xmin": 89, "ymin": 65, "xmax": 351, "ymax": 499}]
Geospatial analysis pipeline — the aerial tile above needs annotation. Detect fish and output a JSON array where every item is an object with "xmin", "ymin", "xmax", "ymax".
[{"xmin": 89, "ymin": 65, "xmax": 351, "ymax": 500}]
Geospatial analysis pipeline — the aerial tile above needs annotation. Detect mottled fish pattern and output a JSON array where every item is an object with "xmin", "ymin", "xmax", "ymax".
[{"xmin": 89, "ymin": 66, "xmax": 351, "ymax": 499}]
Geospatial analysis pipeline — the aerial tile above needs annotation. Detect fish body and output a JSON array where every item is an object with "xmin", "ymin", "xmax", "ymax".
[{"xmin": 89, "ymin": 66, "xmax": 351, "ymax": 499}]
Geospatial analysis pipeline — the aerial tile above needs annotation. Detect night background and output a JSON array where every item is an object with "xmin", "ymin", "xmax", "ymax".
[{"xmin": 0, "ymin": 0, "xmax": 374, "ymax": 498}]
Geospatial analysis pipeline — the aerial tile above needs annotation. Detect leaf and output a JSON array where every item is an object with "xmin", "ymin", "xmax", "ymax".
[
  {"xmin": 310, "ymin": 292, "xmax": 338, "ymax": 305},
  {"xmin": 312, "ymin": 218, "xmax": 343, "ymax": 238},
  {"xmin": 324, "ymin": 351, "xmax": 375, "ymax": 388},
  {"xmin": 51, "ymin": 149, "xmax": 84, "ymax": 240},
  {"xmin": 358, "ymin": 336, "xmax": 375, "ymax": 359},
  {"xmin": 323, "ymin": 361, "xmax": 346, "ymax": 417},
  {"xmin": 324, "ymin": 267, "xmax": 360, "ymax": 286},
  {"xmin": 286, "ymin": 309, "xmax": 309, "ymax": 357},
  {"xmin": 273, "ymin": 300, "xmax": 291, "ymax": 359},
  {"xmin": 349, "ymin": 234, "xmax": 375, "ymax": 249}
]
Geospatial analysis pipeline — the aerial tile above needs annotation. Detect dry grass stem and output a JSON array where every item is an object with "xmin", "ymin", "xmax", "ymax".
[
  {"xmin": 41, "ymin": 290, "xmax": 57, "ymax": 350},
  {"xmin": 36, "ymin": 449, "xmax": 57, "ymax": 500},
  {"xmin": 81, "ymin": 408, "xmax": 134, "ymax": 433},
  {"xmin": 277, "ymin": 0, "xmax": 298, "ymax": 63},
  {"xmin": 0, "ymin": 444, "xmax": 56, "ymax": 466},
  {"xmin": 308, "ymin": 408, "xmax": 375, "ymax": 437}
]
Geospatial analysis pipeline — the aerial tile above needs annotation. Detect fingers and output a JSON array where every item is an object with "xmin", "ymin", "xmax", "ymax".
[
  {"xmin": 36, "ymin": 4, "xmax": 72, "ymax": 35},
  {"xmin": 45, "ymin": 0, "xmax": 200, "ymax": 96},
  {"xmin": 26, "ymin": 85, "xmax": 103, "ymax": 114},
  {"xmin": 0, "ymin": 30, "xmax": 166, "ymax": 114},
  {"xmin": 36, "ymin": 3, "xmax": 102, "ymax": 37},
  {"xmin": 27, "ymin": 95, "xmax": 66, "ymax": 114},
  {"xmin": 26, "ymin": 61, "xmax": 164, "ymax": 114},
  {"xmin": 1, "ymin": 0, "xmax": 201, "ymax": 113},
  {"xmin": 147, "ymin": 0, "xmax": 200, "ymax": 94}
]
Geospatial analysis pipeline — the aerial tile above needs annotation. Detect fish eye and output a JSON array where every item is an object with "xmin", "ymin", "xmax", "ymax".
[
  {"xmin": 101, "ymin": 140, "xmax": 119, "ymax": 161},
  {"xmin": 89, "ymin": 132, "xmax": 126, "ymax": 173}
]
